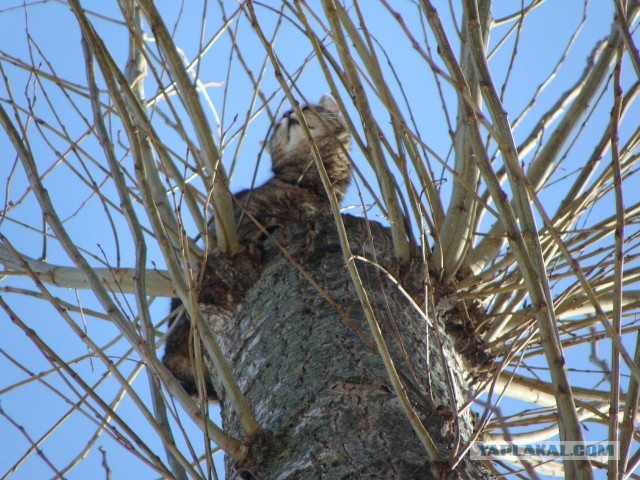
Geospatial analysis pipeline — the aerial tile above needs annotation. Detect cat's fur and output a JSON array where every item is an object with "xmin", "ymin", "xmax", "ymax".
[{"xmin": 162, "ymin": 95, "xmax": 351, "ymax": 401}]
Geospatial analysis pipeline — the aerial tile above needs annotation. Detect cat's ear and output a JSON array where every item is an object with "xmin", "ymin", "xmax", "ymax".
[{"xmin": 318, "ymin": 94, "xmax": 339, "ymax": 114}]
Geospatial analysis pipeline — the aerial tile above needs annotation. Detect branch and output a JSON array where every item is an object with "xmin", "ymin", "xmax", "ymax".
[
  {"xmin": 136, "ymin": 0, "xmax": 239, "ymax": 253},
  {"xmin": 614, "ymin": 0, "xmax": 640, "ymax": 81},
  {"xmin": 0, "ymin": 242, "xmax": 174, "ymax": 296},
  {"xmin": 422, "ymin": 1, "xmax": 591, "ymax": 476},
  {"xmin": 119, "ymin": 5, "xmax": 188, "ymax": 479},
  {"xmin": 317, "ymin": 0, "xmax": 412, "ymax": 264},
  {"xmin": 491, "ymin": 371, "xmax": 614, "ymax": 407},
  {"xmin": 465, "ymin": 33, "xmax": 618, "ymax": 275},
  {"xmin": 465, "ymin": 3, "xmax": 639, "ymax": 275},
  {"xmin": 431, "ymin": 0, "xmax": 488, "ymax": 280},
  {"xmin": 607, "ymin": 46, "xmax": 623, "ymax": 478}
]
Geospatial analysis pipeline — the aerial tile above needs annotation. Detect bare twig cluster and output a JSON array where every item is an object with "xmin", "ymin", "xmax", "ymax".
[{"xmin": 1, "ymin": 1, "xmax": 639, "ymax": 478}]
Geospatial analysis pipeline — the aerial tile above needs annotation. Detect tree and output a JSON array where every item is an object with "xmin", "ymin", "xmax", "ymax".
[{"xmin": 1, "ymin": 1, "xmax": 639, "ymax": 478}]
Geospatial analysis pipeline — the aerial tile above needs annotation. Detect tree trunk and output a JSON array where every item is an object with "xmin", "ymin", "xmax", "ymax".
[{"xmin": 201, "ymin": 215, "xmax": 494, "ymax": 479}]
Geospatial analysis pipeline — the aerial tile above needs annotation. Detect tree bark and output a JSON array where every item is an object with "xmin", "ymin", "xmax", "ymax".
[{"xmin": 200, "ymin": 215, "xmax": 493, "ymax": 479}]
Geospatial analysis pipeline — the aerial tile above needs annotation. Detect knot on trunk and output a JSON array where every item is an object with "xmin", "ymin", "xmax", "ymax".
[
  {"xmin": 236, "ymin": 428, "xmax": 278, "ymax": 479},
  {"xmin": 198, "ymin": 244, "xmax": 264, "ymax": 309}
]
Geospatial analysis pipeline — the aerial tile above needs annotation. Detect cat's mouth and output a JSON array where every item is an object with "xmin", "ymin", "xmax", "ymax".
[{"xmin": 281, "ymin": 116, "xmax": 298, "ymax": 144}]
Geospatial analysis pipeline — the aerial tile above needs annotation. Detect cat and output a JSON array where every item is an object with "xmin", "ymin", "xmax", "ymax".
[
  {"xmin": 233, "ymin": 94, "xmax": 351, "ymax": 241},
  {"xmin": 162, "ymin": 95, "xmax": 352, "ymax": 401}
]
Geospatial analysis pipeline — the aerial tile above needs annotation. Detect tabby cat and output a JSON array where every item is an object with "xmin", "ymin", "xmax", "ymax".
[
  {"xmin": 162, "ymin": 95, "xmax": 352, "ymax": 400},
  {"xmin": 234, "ymin": 94, "xmax": 351, "ymax": 240}
]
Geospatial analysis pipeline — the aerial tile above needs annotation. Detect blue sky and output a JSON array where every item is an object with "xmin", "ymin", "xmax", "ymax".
[{"xmin": 0, "ymin": 1, "xmax": 637, "ymax": 479}]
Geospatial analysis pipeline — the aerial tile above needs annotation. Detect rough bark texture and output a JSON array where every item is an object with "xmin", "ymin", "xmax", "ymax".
[{"xmin": 199, "ymin": 215, "xmax": 494, "ymax": 479}]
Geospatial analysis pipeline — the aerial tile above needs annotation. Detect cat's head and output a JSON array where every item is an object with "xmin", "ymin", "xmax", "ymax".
[{"xmin": 267, "ymin": 95, "xmax": 350, "ymax": 176}]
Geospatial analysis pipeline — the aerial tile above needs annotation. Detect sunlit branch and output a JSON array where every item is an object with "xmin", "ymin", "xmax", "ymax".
[{"xmin": 136, "ymin": 0, "xmax": 239, "ymax": 253}]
